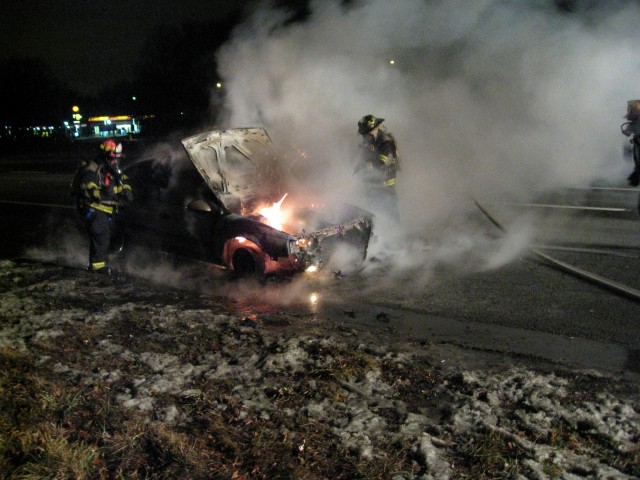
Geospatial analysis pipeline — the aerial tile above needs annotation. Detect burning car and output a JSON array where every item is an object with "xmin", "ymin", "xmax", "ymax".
[{"xmin": 118, "ymin": 128, "xmax": 372, "ymax": 275}]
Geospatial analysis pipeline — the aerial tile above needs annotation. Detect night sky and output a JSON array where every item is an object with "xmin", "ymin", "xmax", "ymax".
[{"xmin": 2, "ymin": 0, "xmax": 254, "ymax": 96}]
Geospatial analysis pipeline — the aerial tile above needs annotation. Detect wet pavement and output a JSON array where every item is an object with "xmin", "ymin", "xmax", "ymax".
[{"xmin": 1, "ymin": 166, "xmax": 640, "ymax": 375}]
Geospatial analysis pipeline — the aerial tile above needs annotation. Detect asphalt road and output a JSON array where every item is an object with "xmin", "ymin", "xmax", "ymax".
[{"xmin": 1, "ymin": 163, "xmax": 640, "ymax": 375}]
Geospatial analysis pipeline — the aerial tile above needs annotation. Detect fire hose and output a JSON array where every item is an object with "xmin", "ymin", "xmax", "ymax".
[{"xmin": 473, "ymin": 199, "xmax": 640, "ymax": 303}]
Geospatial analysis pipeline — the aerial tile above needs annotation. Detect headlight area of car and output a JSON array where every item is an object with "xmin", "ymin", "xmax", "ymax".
[
  {"xmin": 290, "ymin": 216, "xmax": 372, "ymax": 273},
  {"xmin": 220, "ymin": 213, "xmax": 371, "ymax": 277},
  {"xmin": 289, "ymin": 237, "xmax": 322, "ymax": 273}
]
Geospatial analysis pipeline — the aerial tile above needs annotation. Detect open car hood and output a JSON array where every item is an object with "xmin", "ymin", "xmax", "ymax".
[
  {"xmin": 182, "ymin": 128, "xmax": 373, "ymax": 271},
  {"xmin": 181, "ymin": 128, "xmax": 284, "ymax": 213}
]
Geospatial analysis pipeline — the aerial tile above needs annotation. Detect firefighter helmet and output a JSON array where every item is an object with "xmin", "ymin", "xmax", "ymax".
[
  {"xmin": 99, "ymin": 139, "xmax": 120, "ymax": 158},
  {"xmin": 358, "ymin": 114, "xmax": 384, "ymax": 135}
]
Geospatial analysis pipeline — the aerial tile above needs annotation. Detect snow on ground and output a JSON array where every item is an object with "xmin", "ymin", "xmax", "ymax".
[{"xmin": 0, "ymin": 258, "xmax": 638, "ymax": 478}]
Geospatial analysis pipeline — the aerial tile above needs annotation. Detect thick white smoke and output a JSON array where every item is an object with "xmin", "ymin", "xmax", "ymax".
[{"xmin": 214, "ymin": 0, "xmax": 640, "ymax": 286}]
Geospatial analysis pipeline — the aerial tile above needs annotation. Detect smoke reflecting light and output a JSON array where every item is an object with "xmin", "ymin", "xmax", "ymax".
[{"xmin": 215, "ymin": 0, "xmax": 640, "ymax": 290}]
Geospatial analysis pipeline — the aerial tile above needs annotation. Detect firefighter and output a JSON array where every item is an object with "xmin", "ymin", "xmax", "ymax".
[
  {"xmin": 628, "ymin": 136, "xmax": 640, "ymax": 187},
  {"xmin": 621, "ymin": 100, "xmax": 640, "ymax": 215},
  {"xmin": 355, "ymin": 114, "xmax": 400, "ymax": 217},
  {"xmin": 72, "ymin": 139, "xmax": 133, "ymax": 274},
  {"xmin": 622, "ymin": 100, "xmax": 640, "ymax": 187},
  {"xmin": 627, "ymin": 133, "xmax": 640, "ymax": 215}
]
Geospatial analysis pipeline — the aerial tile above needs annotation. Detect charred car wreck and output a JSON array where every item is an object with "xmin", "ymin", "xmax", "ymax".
[{"xmin": 119, "ymin": 128, "xmax": 372, "ymax": 275}]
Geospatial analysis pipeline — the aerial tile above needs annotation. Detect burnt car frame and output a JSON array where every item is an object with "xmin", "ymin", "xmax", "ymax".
[{"xmin": 117, "ymin": 128, "xmax": 372, "ymax": 276}]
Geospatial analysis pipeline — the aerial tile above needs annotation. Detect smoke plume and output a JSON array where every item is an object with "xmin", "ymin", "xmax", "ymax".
[{"xmin": 214, "ymin": 0, "xmax": 640, "ymax": 286}]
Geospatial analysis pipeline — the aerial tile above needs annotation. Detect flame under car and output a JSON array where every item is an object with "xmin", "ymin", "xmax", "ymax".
[{"xmin": 118, "ymin": 128, "xmax": 372, "ymax": 275}]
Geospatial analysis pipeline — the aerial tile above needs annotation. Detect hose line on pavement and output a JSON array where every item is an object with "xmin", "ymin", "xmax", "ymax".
[{"xmin": 473, "ymin": 199, "xmax": 640, "ymax": 303}]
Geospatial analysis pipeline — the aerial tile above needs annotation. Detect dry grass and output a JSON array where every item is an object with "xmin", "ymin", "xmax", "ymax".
[
  {"xmin": 0, "ymin": 340, "xmax": 420, "ymax": 479},
  {"xmin": 1, "ymin": 331, "xmax": 638, "ymax": 479},
  {"xmin": 1, "ymin": 345, "xmax": 417, "ymax": 479},
  {"xmin": 449, "ymin": 428, "xmax": 527, "ymax": 479}
]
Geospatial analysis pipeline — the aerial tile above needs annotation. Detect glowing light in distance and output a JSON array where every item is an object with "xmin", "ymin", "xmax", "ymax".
[
  {"xmin": 310, "ymin": 292, "xmax": 319, "ymax": 303},
  {"xmin": 389, "ymin": 59, "xmax": 395, "ymax": 65},
  {"xmin": 305, "ymin": 265, "xmax": 318, "ymax": 273}
]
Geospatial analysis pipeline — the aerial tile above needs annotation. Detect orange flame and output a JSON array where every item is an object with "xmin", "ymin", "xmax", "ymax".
[{"xmin": 258, "ymin": 193, "xmax": 288, "ymax": 230}]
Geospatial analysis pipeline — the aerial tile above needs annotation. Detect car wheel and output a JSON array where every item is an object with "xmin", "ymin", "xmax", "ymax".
[{"xmin": 232, "ymin": 248, "xmax": 264, "ymax": 277}]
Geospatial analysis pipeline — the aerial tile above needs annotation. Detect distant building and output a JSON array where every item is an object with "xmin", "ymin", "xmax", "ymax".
[
  {"xmin": 1, "ymin": 113, "xmax": 155, "ymax": 144},
  {"xmin": 85, "ymin": 114, "xmax": 145, "ymax": 137}
]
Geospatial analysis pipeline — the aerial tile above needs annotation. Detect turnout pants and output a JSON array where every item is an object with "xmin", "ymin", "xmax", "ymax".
[{"xmin": 85, "ymin": 209, "xmax": 114, "ymax": 270}]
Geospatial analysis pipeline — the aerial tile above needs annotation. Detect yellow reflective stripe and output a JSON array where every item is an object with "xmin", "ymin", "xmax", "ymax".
[
  {"xmin": 91, "ymin": 261, "xmax": 106, "ymax": 269},
  {"xmin": 379, "ymin": 154, "xmax": 389, "ymax": 164},
  {"xmin": 113, "ymin": 183, "xmax": 132, "ymax": 194},
  {"xmin": 384, "ymin": 178, "xmax": 396, "ymax": 186},
  {"xmin": 89, "ymin": 203, "xmax": 114, "ymax": 214},
  {"xmin": 366, "ymin": 163, "xmax": 374, "ymax": 170},
  {"xmin": 84, "ymin": 182, "xmax": 101, "ymax": 199}
]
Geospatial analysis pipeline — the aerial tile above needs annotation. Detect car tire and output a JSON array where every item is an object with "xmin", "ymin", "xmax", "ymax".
[{"xmin": 232, "ymin": 248, "xmax": 265, "ymax": 277}]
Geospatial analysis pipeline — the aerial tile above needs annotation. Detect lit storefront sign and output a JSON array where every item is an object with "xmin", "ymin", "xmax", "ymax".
[{"xmin": 87, "ymin": 115, "xmax": 141, "ymax": 137}]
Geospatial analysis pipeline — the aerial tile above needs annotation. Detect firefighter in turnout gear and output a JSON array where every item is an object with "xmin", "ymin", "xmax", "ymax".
[
  {"xmin": 71, "ymin": 139, "xmax": 133, "ymax": 274},
  {"xmin": 622, "ymin": 100, "xmax": 640, "ymax": 188},
  {"xmin": 621, "ymin": 100, "xmax": 640, "ymax": 215},
  {"xmin": 356, "ymin": 114, "xmax": 400, "ymax": 217}
]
